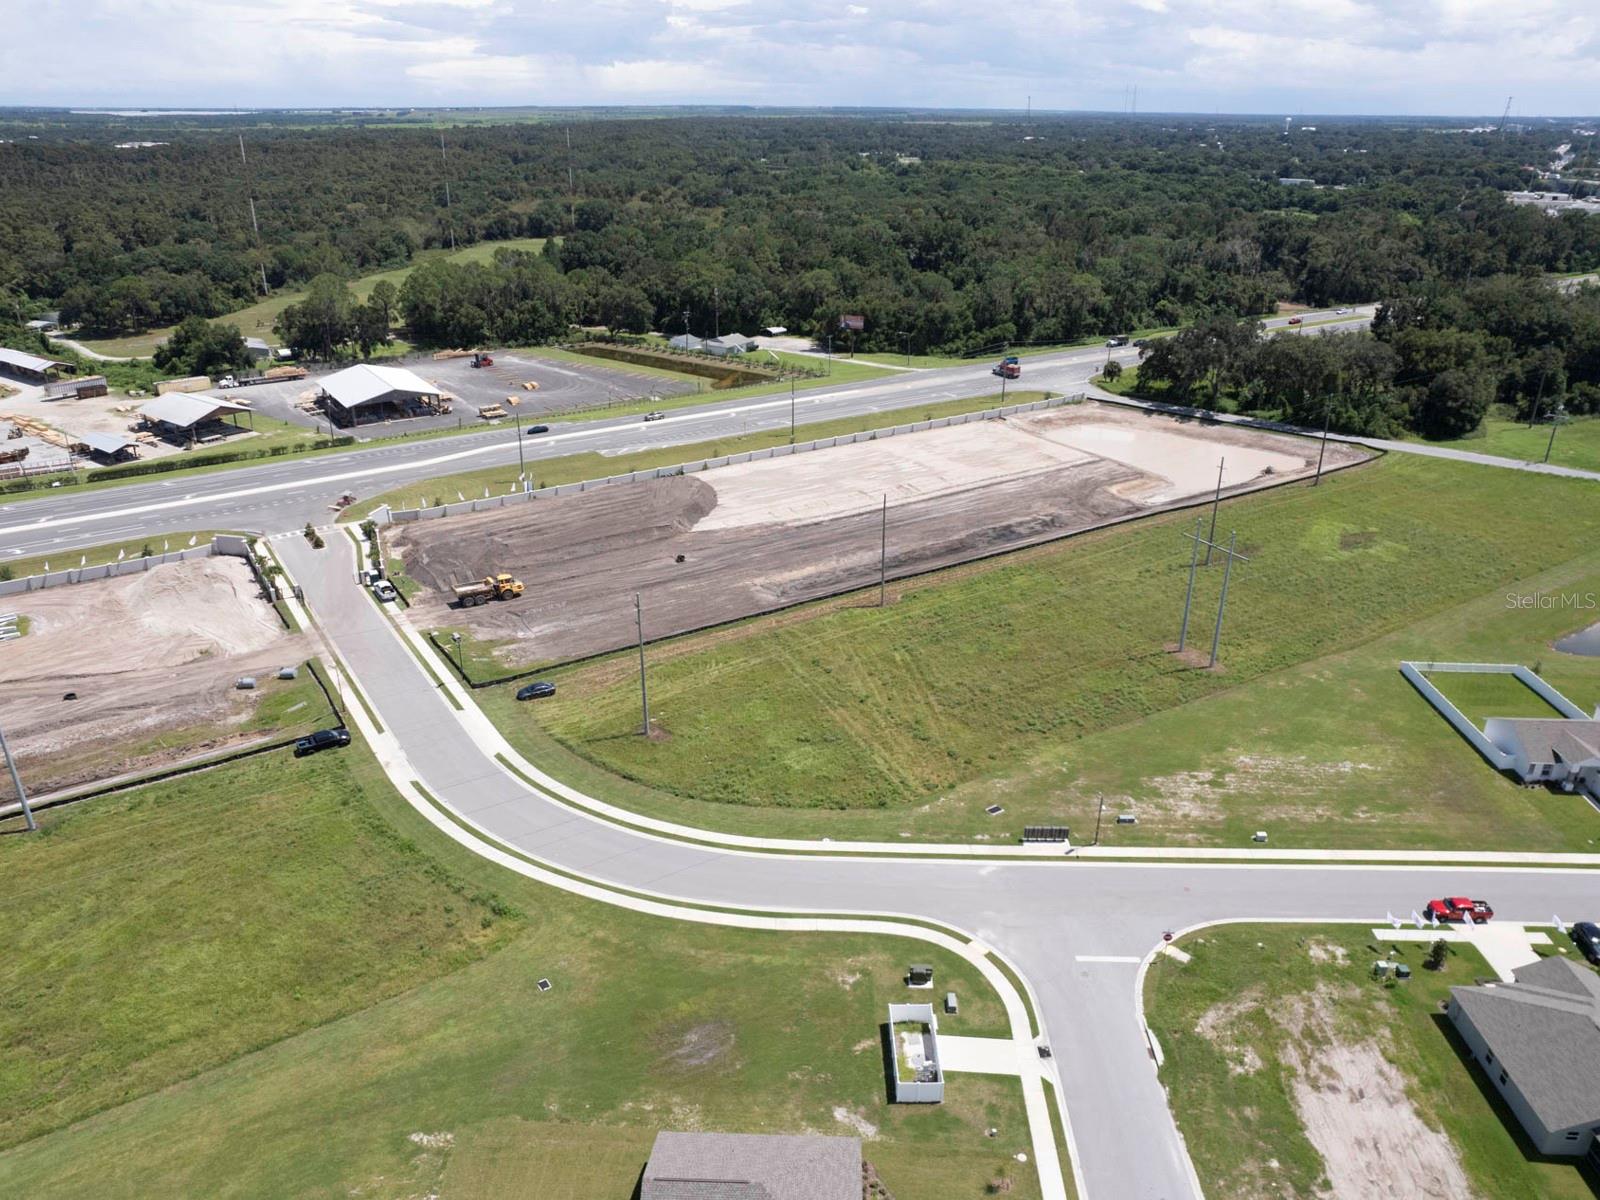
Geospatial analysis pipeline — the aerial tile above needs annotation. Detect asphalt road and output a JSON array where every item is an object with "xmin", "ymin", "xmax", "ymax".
[
  {"xmin": 0, "ymin": 309, "xmax": 1373, "ymax": 560},
  {"xmin": 278, "ymin": 530, "xmax": 1600, "ymax": 1200}
]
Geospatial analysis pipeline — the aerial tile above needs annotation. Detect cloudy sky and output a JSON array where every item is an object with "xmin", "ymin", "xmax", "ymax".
[{"xmin": 7, "ymin": 0, "xmax": 1599, "ymax": 115}]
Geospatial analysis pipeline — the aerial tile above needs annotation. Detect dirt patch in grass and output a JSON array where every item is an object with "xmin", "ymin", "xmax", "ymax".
[
  {"xmin": 1281, "ymin": 988, "xmax": 1473, "ymax": 1199},
  {"xmin": 833, "ymin": 1105, "xmax": 880, "ymax": 1139},
  {"xmin": 663, "ymin": 1020, "xmax": 737, "ymax": 1070},
  {"xmin": 1194, "ymin": 986, "xmax": 1267, "ymax": 1077}
]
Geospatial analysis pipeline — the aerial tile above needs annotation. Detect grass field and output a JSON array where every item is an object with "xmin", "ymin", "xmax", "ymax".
[
  {"xmin": 0, "ymin": 530, "xmax": 228, "ymax": 580},
  {"xmin": 1145, "ymin": 924, "xmax": 1599, "ymax": 1200},
  {"xmin": 0, "ymin": 734, "xmax": 1050, "ymax": 1199},
  {"xmin": 72, "ymin": 237, "xmax": 550, "ymax": 358},
  {"xmin": 1427, "ymin": 669, "xmax": 1568, "ymax": 726},
  {"xmin": 1438, "ymin": 416, "xmax": 1600, "ymax": 474},
  {"xmin": 353, "ymin": 390, "xmax": 1048, "ymax": 518},
  {"xmin": 481, "ymin": 453, "xmax": 1600, "ymax": 850}
]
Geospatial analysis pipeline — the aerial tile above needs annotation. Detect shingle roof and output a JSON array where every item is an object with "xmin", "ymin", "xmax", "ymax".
[
  {"xmin": 320, "ymin": 363, "xmax": 439, "ymax": 409},
  {"xmin": 1452, "ymin": 956, "xmax": 1600, "ymax": 1132},
  {"xmin": 1489, "ymin": 718, "xmax": 1600, "ymax": 765},
  {"xmin": 138, "ymin": 393, "xmax": 248, "ymax": 429},
  {"xmin": 641, "ymin": 1132, "xmax": 860, "ymax": 1200}
]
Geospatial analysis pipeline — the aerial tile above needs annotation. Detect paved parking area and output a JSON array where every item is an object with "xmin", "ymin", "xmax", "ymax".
[{"xmin": 235, "ymin": 349, "xmax": 698, "ymax": 436}]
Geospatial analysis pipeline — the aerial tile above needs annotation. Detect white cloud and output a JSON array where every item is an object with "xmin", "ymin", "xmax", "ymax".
[{"xmin": 4, "ymin": 0, "xmax": 1598, "ymax": 113}]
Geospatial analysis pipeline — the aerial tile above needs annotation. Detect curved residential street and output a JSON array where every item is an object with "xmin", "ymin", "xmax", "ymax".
[{"xmin": 274, "ymin": 531, "xmax": 1600, "ymax": 1200}]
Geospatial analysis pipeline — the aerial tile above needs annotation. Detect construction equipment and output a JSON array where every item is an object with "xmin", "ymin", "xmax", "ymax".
[
  {"xmin": 471, "ymin": 353, "xmax": 495, "ymax": 368},
  {"xmin": 992, "ymin": 355, "xmax": 1021, "ymax": 380},
  {"xmin": 453, "ymin": 573, "xmax": 525, "ymax": 607}
]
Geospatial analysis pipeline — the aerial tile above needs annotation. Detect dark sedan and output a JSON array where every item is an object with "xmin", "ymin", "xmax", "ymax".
[{"xmin": 516, "ymin": 681, "xmax": 556, "ymax": 701}]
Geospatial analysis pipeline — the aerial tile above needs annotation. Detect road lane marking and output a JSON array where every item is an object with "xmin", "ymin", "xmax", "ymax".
[{"xmin": 1074, "ymin": 954, "xmax": 1142, "ymax": 963}]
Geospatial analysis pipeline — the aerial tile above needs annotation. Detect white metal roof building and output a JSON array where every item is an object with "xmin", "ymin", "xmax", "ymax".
[
  {"xmin": 76, "ymin": 431, "xmax": 140, "ymax": 460},
  {"xmin": 319, "ymin": 364, "xmax": 441, "ymax": 425},
  {"xmin": 138, "ymin": 392, "xmax": 249, "ymax": 433},
  {"xmin": 0, "ymin": 346, "xmax": 71, "ymax": 383}
]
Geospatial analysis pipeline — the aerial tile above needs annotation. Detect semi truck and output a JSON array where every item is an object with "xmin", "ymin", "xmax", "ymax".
[
  {"xmin": 992, "ymin": 355, "xmax": 1021, "ymax": 380},
  {"xmin": 453, "ymin": 573, "xmax": 525, "ymax": 607}
]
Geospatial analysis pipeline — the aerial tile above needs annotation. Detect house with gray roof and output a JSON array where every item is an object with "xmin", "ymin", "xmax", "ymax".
[
  {"xmin": 1448, "ymin": 955, "xmax": 1600, "ymax": 1160},
  {"xmin": 640, "ymin": 1130, "xmax": 860, "ymax": 1200},
  {"xmin": 1485, "ymin": 717, "xmax": 1600, "ymax": 797}
]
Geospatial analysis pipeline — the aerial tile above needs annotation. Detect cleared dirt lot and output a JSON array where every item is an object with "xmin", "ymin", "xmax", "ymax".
[
  {"xmin": 0, "ymin": 558, "xmax": 312, "ymax": 794},
  {"xmin": 393, "ymin": 402, "xmax": 1371, "ymax": 668}
]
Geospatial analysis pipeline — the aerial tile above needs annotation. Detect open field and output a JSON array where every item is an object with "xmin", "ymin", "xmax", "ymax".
[
  {"xmin": 70, "ymin": 237, "xmax": 551, "ymax": 358},
  {"xmin": 485, "ymin": 453, "xmax": 1600, "ymax": 849},
  {"xmin": 0, "ymin": 556, "xmax": 314, "ymax": 794},
  {"xmin": 395, "ymin": 401, "xmax": 1364, "ymax": 668},
  {"xmin": 1145, "ymin": 924, "xmax": 1599, "ymax": 1200},
  {"xmin": 354, "ymin": 390, "xmax": 1041, "ymax": 519},
  {"xmin": 1437, "ymin": 416, "xmax": 1600, "ymax": 475},
  {"xmin": 0, "ymin": 736, "xmax": 1049, "ymax": 1200}
]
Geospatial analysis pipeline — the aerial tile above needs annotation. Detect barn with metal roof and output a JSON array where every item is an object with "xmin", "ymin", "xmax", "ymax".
[
  {"xmin": 0, "ymin": 346, "xmax": 72, "ymax": 384},
  {"xmin": 138, "ymin": 393, "xmax": 251, "ymax": 442}
]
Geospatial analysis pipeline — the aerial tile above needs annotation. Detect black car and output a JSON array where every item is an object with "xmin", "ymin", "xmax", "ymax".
[
  {"xmin": 1572, "ymin": 922, "xmax": 1600, "ymax": 965},
  {"xmin": 516, "ymin": 681, "xmax": 556, "ymax": 701},
  {"xmin": 294, "ymin": 727, "xmax": 351, "ymax": 756},
  {"xmin": 525, "ymin": 424, "xmax": 550, "ymax": 436}
]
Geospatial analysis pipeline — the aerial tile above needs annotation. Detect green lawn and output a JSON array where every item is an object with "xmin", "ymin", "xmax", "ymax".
[
  {"xmin": 355, "ymin": 390, "xmax": 1050, "ymax": 518},
  {"xmin": 486, "ymin": 453, "xmax": 1600, "ymax": 850},
  {"xmin": 72, "ymin": 238, "xmax": 550, "ymax": 358},
  {"xmin": 0, "ymin": 530, "xmax": 228, "ymax": 580},
  {"xmin": 1145, "ymin": 924, "xmax": 1599, "ymax": 1200},
  {"xmin": 0, "ymin": 731, "xmax": 1050, "ymax": 1199},
  {"xmin": 1427, "ymin": 669, "xmax": 1567, "ymax": 726},
  {"xmin": 1438, "ymin": 416, "xmax": 1600, "ymax": 475}
]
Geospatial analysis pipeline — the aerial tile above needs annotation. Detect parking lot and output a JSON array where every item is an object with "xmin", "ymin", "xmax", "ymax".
[{"xmin": 238, "ymin": 350, "xmax": 698, "ymax": 436}]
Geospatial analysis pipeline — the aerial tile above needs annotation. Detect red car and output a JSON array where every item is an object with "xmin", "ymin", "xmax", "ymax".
[
  {"xmin": 1287, "ymin": 316, "xmax": 1304, "ymax": 325},
  {"xmin": 1425, "ymin": 897, "xmax": 1494, "ymax": 924}
]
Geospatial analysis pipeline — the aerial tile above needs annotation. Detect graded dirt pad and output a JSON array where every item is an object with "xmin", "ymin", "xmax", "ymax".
[
  {"xmin": 392, "ymin": 402, "xmax": 1371, "ymax": 668},
  {"xmin": 0, "ymin": 557, "xmax": 309, "ymax": 794}
]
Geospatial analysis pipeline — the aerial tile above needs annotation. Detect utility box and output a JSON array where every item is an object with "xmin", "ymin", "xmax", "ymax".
[
  {"xmin": 235, "ymin": 676, "xmax": 257, "ymax": 690},
  {"xmin": 1252, "ymin": 831, "xmax": 1269, "ymax": 843},
  {"xmin": 907, "ymin": 964, "xmax": 934, "ymax": 988},
  {"xmin": 888, "ymin": 1002, "xmax": 944, "ymax": 1103},
  {"xmin": 945, "ymin": 991, "xmax": 959, "ymax": 1015}
]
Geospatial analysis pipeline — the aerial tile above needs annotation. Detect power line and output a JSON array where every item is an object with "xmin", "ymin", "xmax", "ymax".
[
  {"xmin": 237, "ymin": 135, "xmax": 270, "ymax": 296},
  {"xmin": 440, "ymin": 132, "xmax": 456, "ymax": 253}
]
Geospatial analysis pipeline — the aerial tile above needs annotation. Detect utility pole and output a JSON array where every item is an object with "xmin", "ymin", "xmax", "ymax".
[
  {"xmin": 0, "ymin": 718, "xmax": 36, "ymax": 832},
  {"xmin": 825, "ymin": 334, "xmax": 833, "ymax": 376},
  {"xmin": 1177, "ymin": 517, "xmax": 1203, "ymax": 652},
  {"xmin": 565, "ymin": 126, "xmax": 576, "ymax": 229},
  {"xmin": 1092, "ymin": 794, "xmax": 1105, "ymax": 846},
  {"xmin": 713, "ymin": 286, "xmax": 720, "ymax": 340},
  {"xmin": 238, "ymin": 135, "xmax": 270, "ymax": 296},
  {"xmin": 1528, "ymin": 367, "xmax": 1549, "ymax": 429},
  {"xmin": 449, "ymin": 632, "xmax": 463, "ymax": 678},
  {"xmin": 1314, "ymin": 399, "xmax": 1331, "ymax": 485},
  {"xmin": 1205, "ymin": 457, "xmax": 1225, "ymax": 564},
  {"xmin": 1544, "ymin": 407, "xmax": 1564, "ymax": 463},
  {"xmin": 514, "ymin": 409, "xmax": 524, "ymax": 480},
  {"xmin": 879, "ymin": 494, "xmax": 888, "ymax": 607},
  {"xmin": 440, "ymin": 132, "xmax": 456, "ymax": 252},
  {"xmin": 897, "ymin": 329, "xmax": 911, "ymax": 366},
  {"xmin": 1207, "ymin": 530, "xmax": 1248, "ymax": 669},
  {"xmin": 681, "ymin": 309, "xmax": 691, "ymax": 349},
  {"xmin": 634, "ymin": 592, "xmax": 651, "ymax": 736},
  {"xmin": 789, "ymin": 376, "xmax": 796, "ymax": 445}
]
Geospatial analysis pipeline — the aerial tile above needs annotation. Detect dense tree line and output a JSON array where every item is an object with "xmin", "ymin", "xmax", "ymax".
[
  {"xmin": 1136, "ymin": 276, "xmax": 1600, "ymax": 438},
  {"xmin": 3, "ymin": 113, "xmax": 1598, "ymax": 354}
]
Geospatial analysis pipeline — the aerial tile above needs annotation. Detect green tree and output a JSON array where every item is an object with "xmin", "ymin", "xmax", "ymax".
[
  {"xmin": 1415, "ymin": 369, "xmax": 1492, "ymax": 439},
  {"xmin": 152, "ymin": 316, "xmax": 250, "ymax": 376},
  {"xmin": 1426, "ymin": 939, "xmax": 1449, "ymax": 971},
  {"xmin": 367, "ymin": 279, "xmax": 399, "ymax": 328}
]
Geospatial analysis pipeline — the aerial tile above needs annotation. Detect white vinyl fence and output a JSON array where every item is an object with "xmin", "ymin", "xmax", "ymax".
[
  {"xmin": 0, "ymin": 534, "xmax": 252, "ymax": 597},
  {"xmin": 379, "ymin": 392, "xmax": 1085, "ymax": 525}
]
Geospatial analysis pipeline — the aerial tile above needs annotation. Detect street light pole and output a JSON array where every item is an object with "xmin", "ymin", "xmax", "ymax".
[
  {"xmin": 1314, "ymin": 400, "xmax": 1330, "ymax": 485},
  {"xmin": 450, "ymin": 632, "xmax": 463, "ymax": 679},
  {"xmin": 1544, "ymin": 409, "xmax": 1564, "ymax": 464},
  {"xmin": 789, "ymin": 376, "xmax": 796, "ymax": 445},
  {"xmin": 0, "ymin": 718, "xmax": 36, "ymax": 832},
  {"xmin": 635, "ymin": 592, "xmax": 651, "ymax": 736},
  {"xmin": 514, "ymin": 409, "xmax": 524, "ymax": 483}
]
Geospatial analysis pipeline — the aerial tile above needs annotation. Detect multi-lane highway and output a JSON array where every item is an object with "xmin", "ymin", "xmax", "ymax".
[{"xmin": 0, "ymin": 309, "xmax": 1373, "ymax": 560}]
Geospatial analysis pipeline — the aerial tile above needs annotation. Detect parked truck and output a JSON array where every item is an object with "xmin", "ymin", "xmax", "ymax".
[
  {"xmin": 453, "ymin": 573, "xmax": 525, "ymax": 607},
  {"xmin": 992, "ymin": 355, "xmax": 1021, "ymax": 380}
]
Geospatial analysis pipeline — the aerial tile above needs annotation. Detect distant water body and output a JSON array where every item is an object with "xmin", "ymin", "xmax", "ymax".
[{"xmin": 1555, "ymin": 621, "xmax": 1600, "ymax": 657}]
